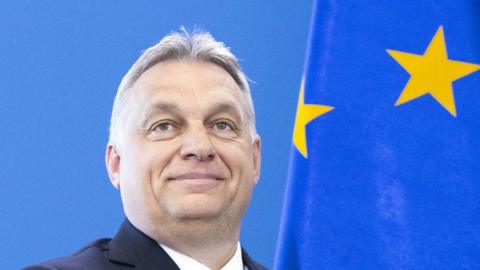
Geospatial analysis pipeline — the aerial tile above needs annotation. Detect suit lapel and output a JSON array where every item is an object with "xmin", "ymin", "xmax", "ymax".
[
  {"xmin": 108, "ymin": 219, "xmax": 180, "ymax": 270},
  {"xmin": 107, "ymin": 219, "xmax": 266, "ymax": 270},
  {"xmin": 242, "ymin": 247, "xmax": 267, "ymax": 270}
]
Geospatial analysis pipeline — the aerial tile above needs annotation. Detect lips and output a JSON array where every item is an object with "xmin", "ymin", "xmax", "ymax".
[
  {"xmin": 168, "ymin": 172, "xmax": 225, "ymax": 193},
  {"xmin": 169, "ymin": 172, "xmax": 225, "ymax": 181}
]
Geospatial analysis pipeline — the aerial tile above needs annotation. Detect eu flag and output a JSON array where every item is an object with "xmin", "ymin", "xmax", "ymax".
[{"xmin": 275, "ymin": 1, "xmax": 480, "ymax": 269}]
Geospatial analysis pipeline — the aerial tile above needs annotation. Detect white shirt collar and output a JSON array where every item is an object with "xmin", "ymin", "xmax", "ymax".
[{"xmin": 159, "ymin": 242, "xmax": 246, "ymax": 270}]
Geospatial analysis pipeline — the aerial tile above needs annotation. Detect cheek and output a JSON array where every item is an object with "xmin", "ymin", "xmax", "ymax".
[
  {"xmin": 218, "ymin": 143, "xmax": 257, "ymax": 190},
  {"xmin": 120, "ymin": 143, "xmax": 170, "ymax": 193},
  {"xmin": 119, "ymin": 153, "xmax": 151, "ymax": 204},
  {"xmin": 146, "ymin": 144, "xmax": 180, "ymax": 194}
]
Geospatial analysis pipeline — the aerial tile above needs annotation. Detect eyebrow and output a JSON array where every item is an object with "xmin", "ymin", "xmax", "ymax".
[
  {"xmin": 140, "ymin": 102, "xmax": 182, "ymax": 128},
  {"xmin": 140, "ymin": 100, "xmax": 245, "ymax": 128},
  {"xmin": 204, "ymin": 102, "xmax": 244, "ymax": 124}
]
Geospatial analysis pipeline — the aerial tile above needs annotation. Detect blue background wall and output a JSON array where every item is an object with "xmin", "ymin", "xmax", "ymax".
[{"xmin": 0, "ymin": 1, "xmax": 312, "ymax": 269}]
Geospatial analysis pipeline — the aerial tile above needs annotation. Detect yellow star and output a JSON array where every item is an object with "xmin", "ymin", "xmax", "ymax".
[
  {"xmin": 387, "ymin": 26, "xmax": 480, "ymax": 116},
  {"xmin": 293, "ymin": 80, "xmax": 333, "ymax": 158}
]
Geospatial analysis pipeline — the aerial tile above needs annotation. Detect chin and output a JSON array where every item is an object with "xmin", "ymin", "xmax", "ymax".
[{"xmin": 165, "ymin": 196, "xmax": 226, "ymax": 221}]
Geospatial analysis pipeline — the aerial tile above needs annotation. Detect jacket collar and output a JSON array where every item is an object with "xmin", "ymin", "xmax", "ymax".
[
  {"xmin": 107, "ymin": 218, "xmax": 266, "ymax": 270},
  {"xmin": 108, "ymin": 218, "xmax": 180, "ymax": 269},
  {"xmin": 242, "ymin": 247, "xmax": 268, "ymax": 270}
]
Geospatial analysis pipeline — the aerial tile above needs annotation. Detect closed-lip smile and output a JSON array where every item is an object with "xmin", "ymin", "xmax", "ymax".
[
  {"xmin": 169, "ymin": 172, "xmax": 225, "ymax": 181},
  {"xmin": 168, "ymin": 172, "xmax": 225, "ymax": 192}
]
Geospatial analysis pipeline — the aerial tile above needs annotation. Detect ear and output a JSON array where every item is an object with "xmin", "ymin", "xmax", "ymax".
[
  {"xmin": 106, "ymin": 143, "xmax": 121, "ymax": 190},
  {"xmin": 252, "ymin": 135, "xmax": 261, "ymax": 185}
]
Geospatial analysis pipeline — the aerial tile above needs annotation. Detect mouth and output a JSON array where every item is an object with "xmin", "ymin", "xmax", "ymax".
[
  {"xmin": 168, "ymin": 172, "xmax": 225, "ymax": 192},
  {"xmin": 169, "ymin": 172, "xmax": 225, "ymax": 181}
]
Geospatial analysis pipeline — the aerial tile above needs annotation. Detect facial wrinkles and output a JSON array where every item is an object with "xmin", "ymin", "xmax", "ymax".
[
  {"xmin": 216, "ymin": 73, "xmax": 254, "ymax": 139},
  {"xmin": 218, "ymin": 83, "xmax": 248, "ymax": 133},
  {"xmin": 127, "ymin": 94, "xmax": 176, "ymax": 209},
  {"xmin": 112, "ymin": 60, "xmax": 260, "ymax": 247},
  {"xmin": 183, "ymin": 83, "xmax": 228, "ymax": 180},
  {"xmin": 181, "ymin": 83, "xmax": 245, "ymax": 196},
  {"xmin": 180, "ymin": 83, "xmax": 243, "ymax": 135}
]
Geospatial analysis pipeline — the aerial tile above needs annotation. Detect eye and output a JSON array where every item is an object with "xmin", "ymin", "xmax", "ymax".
[
  {"xmin": 147, "ymin": 121, "xmax": 179, "ymax": 141},
  {"xmin": 155, "ymin": 122, "xmax": 173, "ymax": 131},
  {"xmin": 214, "ymin": 121, "xmax": 232, "ymax": 130},
  {"xmin": 149, "ymin": 121, "xmax": 176, "ymax": 133},
  {"xmin": 210, "ymin": 120, "xmax": 239, "ymax": 139},
  {"xmin": 211, "ymin": 119, "xmax": 237, "ymax": 132}
]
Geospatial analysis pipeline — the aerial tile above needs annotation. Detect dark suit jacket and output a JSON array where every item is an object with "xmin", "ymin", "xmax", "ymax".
[{"xmin": 24, "ymin": 219, "xmax": 267, "ymax": 270}]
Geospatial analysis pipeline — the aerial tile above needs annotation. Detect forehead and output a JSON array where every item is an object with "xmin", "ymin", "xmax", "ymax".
[
  {"xmin": 129, "ymin": 60, "xmax": 246, "ymax": 109},
  {"xmin": 135, "ymin": 60, "xmax": 239, "ymax": 93}
]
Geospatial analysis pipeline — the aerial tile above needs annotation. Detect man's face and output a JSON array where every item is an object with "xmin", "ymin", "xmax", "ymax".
[{"xmin": 107, "ymin": 60, "xmax": 260, "ymax": 235}]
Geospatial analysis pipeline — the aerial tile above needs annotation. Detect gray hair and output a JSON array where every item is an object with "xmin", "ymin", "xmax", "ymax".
[{"xmin": 109, "ymin": 29, "xmax": 256, "ymax": 147}]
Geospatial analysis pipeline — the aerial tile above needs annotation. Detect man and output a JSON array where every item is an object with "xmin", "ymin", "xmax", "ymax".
[{"xmin": 24, "ymin": 29, "xmax": 266, "ymax": 270}]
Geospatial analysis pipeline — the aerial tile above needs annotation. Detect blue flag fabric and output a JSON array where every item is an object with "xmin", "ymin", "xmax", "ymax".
[{"xmin": 275, "ymin": 1, "xmax": 480, "ymax": 269}]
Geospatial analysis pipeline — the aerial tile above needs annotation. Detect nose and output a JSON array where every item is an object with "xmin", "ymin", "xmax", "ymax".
[{"xmin": 179, "ymin": 123, "xmax": 216, "ymax": 161}]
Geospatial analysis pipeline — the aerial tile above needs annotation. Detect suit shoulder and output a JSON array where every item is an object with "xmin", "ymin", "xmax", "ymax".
[
  {"xmin": 249, "ymin": 260, "xmax": 268, "ymax": 270},
  {"xmin": 254, "ymin": 262, "xmax": 269, "ymax": 270},
  {"xmin": 23, "ymin": 238, "xmax": 113, "ymax": 270}
]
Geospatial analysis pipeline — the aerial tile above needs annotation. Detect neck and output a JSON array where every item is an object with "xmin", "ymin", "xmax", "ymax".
[{"xmin": 152, "ymin": 219, "xmax": 241, "ymax": 270}]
